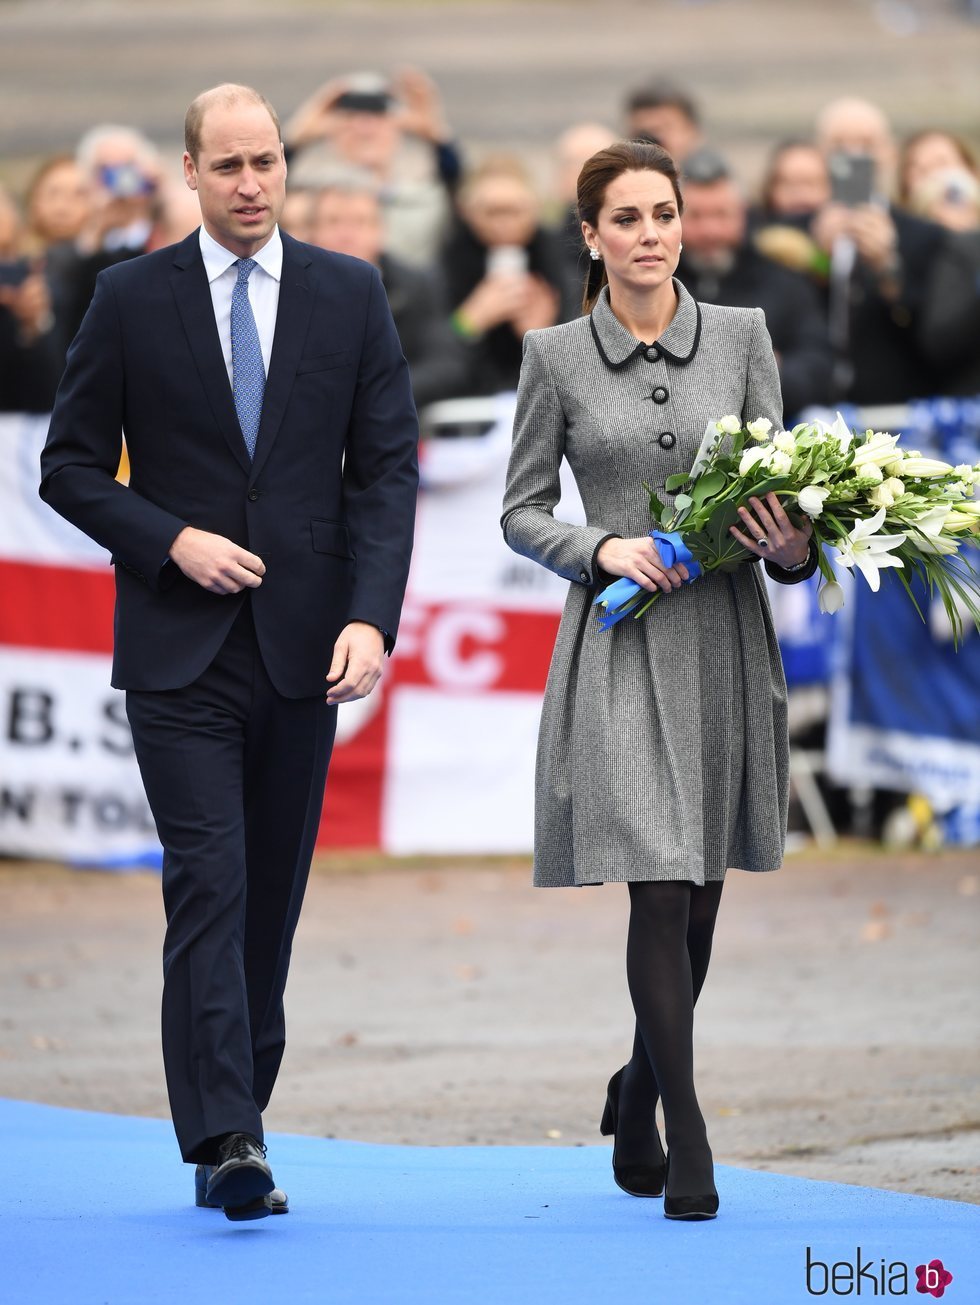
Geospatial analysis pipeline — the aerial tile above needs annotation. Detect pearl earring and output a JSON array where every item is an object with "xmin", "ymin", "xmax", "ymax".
[
  {"xmin": 679, "ymin": 242, "xmax": 684, "ymax": 251},
  {"xmin": 589, "ymin": 247, "xmax": 602, "ymax": 261}
]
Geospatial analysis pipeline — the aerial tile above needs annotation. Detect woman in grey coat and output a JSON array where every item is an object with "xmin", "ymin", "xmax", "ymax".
[{"xmin": 501, "ymin": 141, "xmax": 817, "ymax": 1220}]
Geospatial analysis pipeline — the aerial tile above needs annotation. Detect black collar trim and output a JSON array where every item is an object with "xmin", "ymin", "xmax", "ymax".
[{"xmin": 589, "ymin": 297, "xmax": 702, "ymax": 371}]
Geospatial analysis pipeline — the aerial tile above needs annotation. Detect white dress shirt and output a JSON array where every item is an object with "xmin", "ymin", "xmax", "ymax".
[{"xmin": 198, "ymin": 224, "xmax": 283, "ymax": 389}]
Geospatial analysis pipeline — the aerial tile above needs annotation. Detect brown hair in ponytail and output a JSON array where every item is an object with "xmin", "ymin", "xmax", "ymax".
[{"xmin": 577, "ymin": 139, "xmax": 684, "ymax": 313}]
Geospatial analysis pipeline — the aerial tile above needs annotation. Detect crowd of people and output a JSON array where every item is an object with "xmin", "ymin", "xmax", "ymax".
[{"xmin": 1, "ymin": 69, "xmax": 978, "ymax": 419}]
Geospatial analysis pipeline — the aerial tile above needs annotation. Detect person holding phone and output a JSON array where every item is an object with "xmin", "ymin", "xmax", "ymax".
[
  {"xmin": 810, "ymin": 97, "xmax": 945, "ymax": 404},
  {"xmin": 442, "ymin": 156, "xmax": 576, "ymax": 394},
  {"xmin": 281, "ymin": 68, "xmax": 462, "ymax": 266},
  {"xmin": 0, "ymin": 184, "xmax": 60, "ymax": 413}
]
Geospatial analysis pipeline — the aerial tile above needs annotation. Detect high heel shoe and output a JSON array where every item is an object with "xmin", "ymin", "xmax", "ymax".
[
  {"xmin": 662, "ymin": 1151, "xmax": 719, "ymax": 1220},
  {"xmin": 599, "ymin": 1066, "xmax": 667, "ymax": 1198}
]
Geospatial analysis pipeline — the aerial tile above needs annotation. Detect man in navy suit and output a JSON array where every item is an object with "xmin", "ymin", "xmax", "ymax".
[{"xmin": 39, "ymin": 85, "xmax": 419, "ymax": 1220}]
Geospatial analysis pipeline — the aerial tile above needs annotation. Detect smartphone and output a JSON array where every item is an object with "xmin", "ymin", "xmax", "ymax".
[
  {"xmin": 0, "ymin": 258, "xmax": 30, "ymax": 289},
  {"xmin": 335, "ymin": 89, "xmax": 393, "ymax": 114},
  {"xmin": 486, "ymin": 245, "xmax": 529, "ymax": 278},
  {"xmin": 99, "ymin": 162, "xmax": 155, "ymax": 200},
  {"xmin": 828, "ymin": 152, "xmax": 875, "ymax": 207}
]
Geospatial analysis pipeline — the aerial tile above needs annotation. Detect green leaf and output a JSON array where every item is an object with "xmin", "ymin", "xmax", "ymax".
[
  {"xmin": 690, "ymin": 469, "xmax": 726, "ymax": 509},
  {"xmin": 664, "ymin": 473, "xmax": 690, "ymax": 492},
  {"xmin": 642, "ymin": 480, "xmax": 665, "ymax": 523},
  {"xmin": 673, "ymin": 493, "xmax": 693, "ymax": 513}
]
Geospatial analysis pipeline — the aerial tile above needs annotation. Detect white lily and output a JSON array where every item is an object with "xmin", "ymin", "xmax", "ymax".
[
  {"xmin": 798, "ymin": 485, "xmax": 830, "ymax": 518},
  {"xmin": 817, "ymin": 580, "xmax": 845, "ymax": 613},
  {"xmin": 900, "ymin": 456, "xmax": 954, "ymax": 479},
  {"xmin": 828, "ymin": 411, "xmax": 853, "ymax": 455},
  {"xmin": 851, "ymin": 431, "xmax": 901, "ymax": 468},
  {"xmin": 909, "ymin": 503, "xmax": 958, "ymax": 555},
  {"xmin": 833, "ymin": 508, "xmax": 907, "ymax": 592},
  {"xmin": 944, "ymin": 503, "xmax": 980, "ymax": 534}
]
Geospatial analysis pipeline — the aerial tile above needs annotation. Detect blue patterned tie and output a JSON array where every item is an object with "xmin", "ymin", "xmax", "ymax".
[{"xmin": 231, "ymin": 258, "xmax": 265, "ymax": 460}]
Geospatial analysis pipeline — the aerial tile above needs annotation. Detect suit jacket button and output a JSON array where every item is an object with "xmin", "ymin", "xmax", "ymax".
[
  {"xmin": 580, "ymin": 570, "xmax": 590, "ymax": 582},
  {"xmin": 652, "ymin": 386, "xmax": 669, "ymax": 403},
  {"xmin": 247, "ymin": 488, "xmax": 260, "ymax": 502},
  {"xmin": 645, "ymin": 346, "xmax": 661, "ymax": 362},
  {"xmin": 658, "ymin": 431, "xmax": 676, "ymax": 449}
]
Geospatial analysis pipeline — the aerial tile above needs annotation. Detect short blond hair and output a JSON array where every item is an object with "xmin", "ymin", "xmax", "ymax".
[{"xmin": 184, "ymin": 84, "xmax": 281, "ymax": 163}]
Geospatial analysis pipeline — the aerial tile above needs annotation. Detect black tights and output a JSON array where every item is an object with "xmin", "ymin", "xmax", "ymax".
[{"xmin": 619, "ymin": 879, "xmax": 724, "ymax": 1197}]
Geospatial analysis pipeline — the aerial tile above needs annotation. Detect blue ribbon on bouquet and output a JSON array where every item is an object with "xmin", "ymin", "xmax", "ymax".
[{"xmin": 592, "ymin": 530, "xmax": 702, "ymax": 630}]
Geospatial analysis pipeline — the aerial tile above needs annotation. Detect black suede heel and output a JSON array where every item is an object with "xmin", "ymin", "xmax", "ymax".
[
  {"xmin": 599, "ymin": 1066, "xmax": 667, "ymax": 1198},
  {"xmin": 662, "ymin": 1152, "xmax": 719, "ymax": 1220}
]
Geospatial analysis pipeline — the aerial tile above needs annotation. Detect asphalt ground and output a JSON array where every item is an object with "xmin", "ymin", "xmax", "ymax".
[{"xmin": 1, "ymin": 846, "xmax": 977, "ymax": 1203}]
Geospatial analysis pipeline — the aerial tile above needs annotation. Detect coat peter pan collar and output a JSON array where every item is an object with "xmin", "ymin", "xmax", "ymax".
[{"xmin": 589, "ymin": 279, "xmax": 701, "ymax": 370}]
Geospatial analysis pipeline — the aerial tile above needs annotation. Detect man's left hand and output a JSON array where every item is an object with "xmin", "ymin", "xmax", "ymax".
[{"xmin": 325, "ymin": 621, "xmax": 386, "ymax": 705}]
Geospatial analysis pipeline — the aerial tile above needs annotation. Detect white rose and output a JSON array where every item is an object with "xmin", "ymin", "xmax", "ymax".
[
  {"xmin": 798, "ymin": 485, "xmax": 830, "ymax": 518},
  {"xmin": 817, "ymin": 580, "xmax": 845, "ymax": 614},
  {"xmin": 717, "ymin": 415, "xmax": 742, "ymax": 435},
  {"xmin": 883, "ymin": 476, "xmax": 904, "ymax": 498},
  {"xmin": 746, "ymin": 418, "xmax": 772, "ymax": 441},
  {"xmin": 738, "ymin": 446, "xmax": 769, "ymax": 476},
  {"xmin": 769, "ymin": 451, "xmax": 792, "ymax": 475},
  {"xmin": 773, "ymin": 431, "xmax": 795, "ymax": 454},
  {"xmin": 868, "ymin": 482, "xmax": 896, "ymax": 509}
]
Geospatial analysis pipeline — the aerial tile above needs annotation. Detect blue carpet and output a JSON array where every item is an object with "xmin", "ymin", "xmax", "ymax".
[{"xmin": 1, "ymin": 1098, "xmax": 975, "ymax": 1305}]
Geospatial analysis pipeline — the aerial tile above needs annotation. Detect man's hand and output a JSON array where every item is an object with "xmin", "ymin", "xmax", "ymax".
[
  {"xmin": 281, "ymin": 76, "xmax": 350, "ymax": 150},
  {"xmin": 392, "ymin": 66, "xmax": 451, "ymax": 144},
  {"xmin": 168, "ymin": 526, "xmax": 266, "ymax": 594},
  {"xmin": 848, "ymin": 204, "xmax": 899, "ymax": 277},
  {"xmin": 326, "ymin": 622, "xmax": 385, "ymax": 705}
]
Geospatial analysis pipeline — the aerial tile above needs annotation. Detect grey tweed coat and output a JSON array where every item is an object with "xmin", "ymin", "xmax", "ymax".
[{"xmin": 501, "ymin": 281, "xmax": 815, "ymax": 889}]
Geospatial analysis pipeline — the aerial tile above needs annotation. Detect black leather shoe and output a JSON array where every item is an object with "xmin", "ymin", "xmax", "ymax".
[
  {"xmin": 599, "ymin": 1066, "xmax": 667, "ymax": 1198},
  {"xmin": 662, "ymin": 1151, "xmax": 719, "ymax": 1220},
  {"xmin": 196, "ymin": 1164, "xmax": 289, "ymax": 1214},
  {"xmin": 204, "ymin": 1133, "xmax": 275, "ymax": 1221}
]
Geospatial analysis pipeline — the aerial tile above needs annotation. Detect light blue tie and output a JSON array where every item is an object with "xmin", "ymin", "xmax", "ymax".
[{"xmin": 231, "ymin": 258, "xmax": 265, "ymax": 460}]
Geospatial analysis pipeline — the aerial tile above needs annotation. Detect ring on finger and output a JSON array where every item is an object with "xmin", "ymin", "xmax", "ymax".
[{"xmin": 757, "ymin": 535, "xmax": 769, "ymax": 549}]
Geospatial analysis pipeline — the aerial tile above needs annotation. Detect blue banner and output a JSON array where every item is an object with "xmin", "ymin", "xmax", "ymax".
[{"xmin": 827, "ymin": 555, "xmax": 980, "ymax": 813}]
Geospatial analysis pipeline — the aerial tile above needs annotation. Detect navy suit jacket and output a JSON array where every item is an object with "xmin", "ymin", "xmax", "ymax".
[{"xmin": 39, "ymin": 228, "xmax": 419, "ymax": 697}]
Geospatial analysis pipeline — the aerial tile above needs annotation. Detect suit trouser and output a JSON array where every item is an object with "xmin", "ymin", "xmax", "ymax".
[{"xmin": 125, "ymin": 600, "xmax": 336, "ymax": 1164}]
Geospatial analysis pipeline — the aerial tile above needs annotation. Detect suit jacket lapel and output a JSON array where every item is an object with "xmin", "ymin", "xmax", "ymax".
[
  {"xmin": 249, "ymin": 234, "xmax": 314, "ymax": 483},
  {"xmin": 169, "ymin": 231, "xmax": 252, "ymax": 475}
]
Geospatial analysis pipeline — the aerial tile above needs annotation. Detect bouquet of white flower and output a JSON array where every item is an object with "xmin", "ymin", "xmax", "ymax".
[{"xmin": 594, "ymin": 412, "xmax": 980, "ymax": 643}]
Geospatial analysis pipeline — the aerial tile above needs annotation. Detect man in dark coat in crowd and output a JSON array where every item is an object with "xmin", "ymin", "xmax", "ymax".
[
  {"xmin": 676, "ymin": 150, "xmax": 832, "ymax": 420},
  {"xmin": 811, "ymin": 97, "xmax": 946, "ymax": 405}
]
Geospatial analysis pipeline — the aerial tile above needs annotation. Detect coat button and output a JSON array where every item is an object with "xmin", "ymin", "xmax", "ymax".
[
  {"xmin": 658, "ymin": 431, "xmax": 676, "ymax": 449},
  {"xmin": 247, "ymin": 488, "xmax": 260, "ymax": 501},
  {"xmin": 580, "ymin": 570, "xmax": 590, "ymax": 582},
  {"xmin": 652, "ymin": 385, "xmax": 669, "ymax": 403},
  {"xmin": 645, "ymin": 346, "xmax": 660, "ymax": 362}
]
